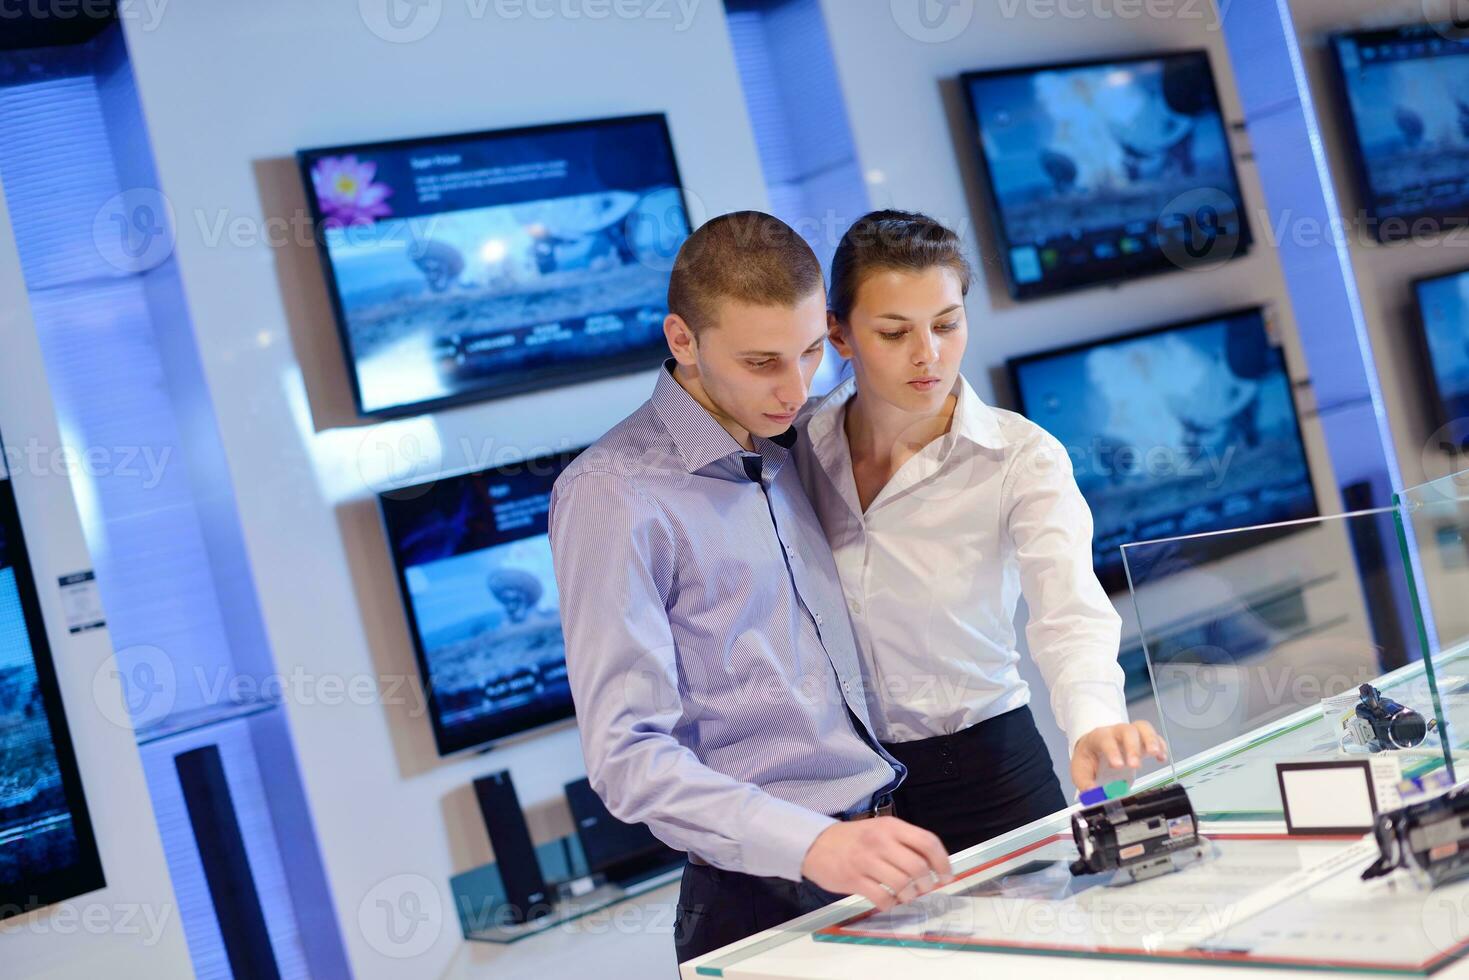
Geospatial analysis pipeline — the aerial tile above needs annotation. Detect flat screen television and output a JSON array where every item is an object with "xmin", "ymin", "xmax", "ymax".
[
  {"xmin": 961, "ymin": 50, "xmax": 1252, "ymax": 300},
  {"xmin": 299, "ymin": 113, "xmax": 691, "ymax": 418},
  {"xmin": 1007, "ymin": 307, "xmax": 1319, "ymax": 593},
  {"xmin": 379, "ymin": 449, "xmax": 581, "ymax": 755},
  {"xmin": 1329, "ymin": 24, "xmax": 1469, "ymax": 243},
  {"xmin": 1413, "ymin": 265, "xmax": 1469, "ymax": 436},
  {"xmin": 0, "ymin": 451, "xmax": 106, "ymax": 919}
]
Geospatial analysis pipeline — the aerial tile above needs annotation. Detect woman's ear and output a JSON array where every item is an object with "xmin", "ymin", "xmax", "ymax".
[{"xmin": 827, "ymin": 311, "xmax": 854, "ymax": 360}]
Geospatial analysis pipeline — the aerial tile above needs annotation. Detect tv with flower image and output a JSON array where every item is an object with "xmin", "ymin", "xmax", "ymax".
[{"xmin": 299, "ymin": 113, "xmax": 692, "ymax": 418}]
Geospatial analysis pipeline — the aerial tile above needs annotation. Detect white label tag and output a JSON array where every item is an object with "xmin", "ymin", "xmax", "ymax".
[{"xmin": 58, "ymin": 570, "xmax": 105, "ymax": 634}]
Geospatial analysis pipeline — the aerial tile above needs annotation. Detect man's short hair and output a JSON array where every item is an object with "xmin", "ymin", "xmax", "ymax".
[{"xmin": 667, "ymin": 211, "xmax": 824, "ymax": 333}]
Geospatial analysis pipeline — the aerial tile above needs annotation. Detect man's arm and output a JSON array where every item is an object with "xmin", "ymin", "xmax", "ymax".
[{"xmin": 548, "ymin": 470, "xmax": 835, "ymax": 881}]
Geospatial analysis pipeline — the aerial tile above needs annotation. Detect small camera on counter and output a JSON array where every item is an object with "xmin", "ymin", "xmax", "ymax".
[
  {"xmin": 1363, "ymin": 780, "xmax": 1469, "ymax": 888},
  {"xmin": 1069, "ymin": 783, "xmax": 1204, "ymax": 884},
  {"xmin": 1346, "ymin": 684, "xmax": 1434, "ymax": 752}
]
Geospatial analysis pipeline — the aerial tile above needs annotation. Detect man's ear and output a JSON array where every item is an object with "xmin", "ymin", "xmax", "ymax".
[
  {"xmin": 827, "ymin": 311, "xmax": 854, "ymax": 361},
  {"xmin": 664, "ymin": 313, "xmax": 699, "ymax": 367}
]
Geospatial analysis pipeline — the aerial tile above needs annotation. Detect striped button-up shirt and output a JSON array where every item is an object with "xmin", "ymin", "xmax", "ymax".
[{"xmin": 548, "ymin": 360, "xmax": 903, "ymax": 881}]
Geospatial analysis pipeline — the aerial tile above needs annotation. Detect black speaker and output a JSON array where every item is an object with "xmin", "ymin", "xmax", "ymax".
[
  {"xmin": 473, "ymin": 770, "xmax": 551, "ymax": 924},
  {"xmin": 564, "ymin": 778, "xmax": 682, "ymax": 885},
  {"xmin": 175, "ymin": 744, "xmax": 282, "ymax": 980}
]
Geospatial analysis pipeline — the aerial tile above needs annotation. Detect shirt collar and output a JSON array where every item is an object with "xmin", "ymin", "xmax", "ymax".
[
  {"xmin": 804, "ymin": 372, "xmax": 1008, "ymax": 456},
  {"xmin": 950, "ymin": 374, "xmax": 1008, "ymax": 450},
  {"xmin": 651, "ymin": 359, "xmax": 797, "ymax": 475}
]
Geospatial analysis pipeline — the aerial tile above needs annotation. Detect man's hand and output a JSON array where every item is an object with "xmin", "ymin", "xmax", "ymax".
[
  {"xmin": 800, "ymin": 817, "xmax": 953, "ymax": 912},
  {"xmin": 1071, "ymin": 721, "xmax": 1168, "ymax": 790}
]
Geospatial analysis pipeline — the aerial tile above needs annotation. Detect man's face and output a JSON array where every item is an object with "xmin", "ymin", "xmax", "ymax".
[{"xmin": 682, "ymin": 289, "xmax": 828, "ymax": 440}]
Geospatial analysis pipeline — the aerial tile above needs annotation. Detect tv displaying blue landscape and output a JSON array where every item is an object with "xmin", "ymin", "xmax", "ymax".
[
  {"xmin": 378, "ymin": 449, "xmax": 582, "ymax": 755},
  {"xmin": 1008, "ymin": 308, "xmax": 1318, "ymax": 591},
  {"xmin": 300, "ymin": 114, "xmax": 691, "ymax": 417},
  {"xmin": 1331, "ymin": 24, "xmax": 1469, "ymax": 242},
  {"xmin": 1414, "ymin": 266, "xmax": 1469, "ymax": 433},
  {"xmin": 0, "ymin": 452, "xmax": 105, "ymax": 918},
  {"xmin": 962, "ymin": 50, "xmax": 1251, "ymax": 299}
]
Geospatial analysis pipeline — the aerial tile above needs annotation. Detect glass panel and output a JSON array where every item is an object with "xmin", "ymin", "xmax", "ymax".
[
  {"xmin": 685, "ymin": 509, "xmax": 1453, "ymax": 975},
  {"xmin": 1122, "ymin": 510, "xmax": 1449, "ymax": 822},
  {"xmin": 1395, "ymin": 469, "xmax": 1469, "ymax": 785}
]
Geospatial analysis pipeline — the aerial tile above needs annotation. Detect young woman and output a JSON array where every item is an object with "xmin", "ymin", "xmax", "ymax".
[{"xmin": 794, "ymin": 210, "xmax": 1167, "ymax": 855}]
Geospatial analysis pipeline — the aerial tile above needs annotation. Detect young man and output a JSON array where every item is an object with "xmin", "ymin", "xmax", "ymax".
[{"xmin": 549, "ymin": 212, "xmax": 952, "ymax": 964}]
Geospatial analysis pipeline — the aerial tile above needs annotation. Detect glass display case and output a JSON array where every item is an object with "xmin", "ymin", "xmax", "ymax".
[{"xmin": 684, "ymin": 475, "xmax": 1469, "ymax": 977}]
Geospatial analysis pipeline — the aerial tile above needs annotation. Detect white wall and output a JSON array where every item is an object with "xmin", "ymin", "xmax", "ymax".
[
  {"xmin": 0, "ymin": 175, "xmax": 192, "ymax": 978},
  {"xmin": 113, "ymin": 2, "xmax": 766, "ymax": 977}
]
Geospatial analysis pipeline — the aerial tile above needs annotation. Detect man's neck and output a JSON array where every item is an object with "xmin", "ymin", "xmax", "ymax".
[{"xmin": 672, "ymin": 362, "xmax": 756, "ymax": 451}]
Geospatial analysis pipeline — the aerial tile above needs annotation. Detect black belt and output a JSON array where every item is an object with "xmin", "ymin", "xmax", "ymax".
[{"xmin": 687, "ymin": 794, "xmax": 895, "ymax": 867}]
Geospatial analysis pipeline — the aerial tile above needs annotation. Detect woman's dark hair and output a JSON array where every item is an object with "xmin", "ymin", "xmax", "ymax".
[{"xmin": 828, "ymin": 210, "xmax": 972, "ymax": 323}]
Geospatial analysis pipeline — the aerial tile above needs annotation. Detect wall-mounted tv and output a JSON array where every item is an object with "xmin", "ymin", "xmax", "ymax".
[
  {"xmin": 299, "ymin": 113, "xmax": 692, "ymax": 418},
  {"xmin": 0, "ymin": 451, "xmax": 106, "ymax": 919},
  {"xmin": 1007, "ymin": 308, "xmax": 1318, "ymax": 592},
  {"xmin": 961, "ymin": 50, "xmax": 1252, "ymax": 300},
  {"xmin": 1413, "ymin": 266, "xmax": 1469, "ymax": 435},
  {"xmin": 379, "ymin": 449, "xmax": 582, "ymax": 755},
  {"xmin": 1330, "ymin": 25, "xmax": 1469, "ymax": 243}
]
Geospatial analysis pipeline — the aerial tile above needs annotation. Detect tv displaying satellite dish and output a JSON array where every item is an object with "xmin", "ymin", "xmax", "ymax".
[
  {"xmin": 1008, "ymin": 308, "xmax": 1318, "ymax": 592},
  {"xmin": 962, "ymin": 50, "xmax": 1252, "ymax": 300},
  {"xmin": 1330, "ymin": 24, "xmax": 1469, "ymax": 243},
  {"xmin": 378, "ymin": 449, "xmax": 582, "ymax": 755},
  {"xmin": 299, "ymin": 114, "xmax": 692, "ymax": 418},
  {"xmin": 0, "ymin": 450, "xmax": 106, "ymax": 919}
]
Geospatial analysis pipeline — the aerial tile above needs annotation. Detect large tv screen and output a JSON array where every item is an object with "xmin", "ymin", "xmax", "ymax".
[
  {"xmin": 0, "ymin": 454, "xmax": 105, "ymax": 918},
  {"xmin": 379, "ymin": 449, "xmax": 581, "ymax": 755},
  {"xmin": 962, "ymin": 50, "xmax": 1252, "ymax": 300},
  {"xmin": 300, "ymin": 114, "xmax": 691, "ymax": 418},
  {"xmin": 1413, "ymin": 266, "xmax": 1469, "ymax": 434},
  {"xmin": 1008, "ymin": 308, "xmax": 1318, "ymax": 592},
  {"xmin": 1330, "ymin": 25, "xmax": 1469, "ymax": 243}
]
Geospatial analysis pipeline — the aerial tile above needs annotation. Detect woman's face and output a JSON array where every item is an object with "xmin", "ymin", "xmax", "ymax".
[{"xmin": 832, "ymin": 265, "xmax": 968, "ymax": 416}]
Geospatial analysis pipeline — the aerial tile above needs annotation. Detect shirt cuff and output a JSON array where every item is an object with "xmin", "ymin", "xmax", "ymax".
[
  {"xmin": 739, "ymin": 795, "xmax": 840, "ymax": 882},
  {"xmin": 1063, "ymin": 686, "xmax": 1130, "ymax": 757}
]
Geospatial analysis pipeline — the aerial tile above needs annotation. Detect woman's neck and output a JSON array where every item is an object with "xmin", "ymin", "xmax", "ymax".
[{"xmin": 843, "ymin": 385, "xmax": 958, "ymax": 468}]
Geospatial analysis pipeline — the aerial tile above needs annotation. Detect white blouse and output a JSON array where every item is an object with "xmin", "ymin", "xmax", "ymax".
[{"xmin": 794, "ymin": 374, "xmax": 1128, "ymax": 752}]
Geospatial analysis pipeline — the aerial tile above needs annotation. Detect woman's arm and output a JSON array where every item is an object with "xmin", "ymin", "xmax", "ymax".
[{"xmin": 1004, "ymin": 428, "xmax": 1164, "ymax": 787}]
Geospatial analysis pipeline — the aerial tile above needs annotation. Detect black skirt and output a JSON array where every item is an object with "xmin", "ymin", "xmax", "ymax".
[{"xmin": 880, "ymin": 705, "xmax": 1066, "ymax": 856}]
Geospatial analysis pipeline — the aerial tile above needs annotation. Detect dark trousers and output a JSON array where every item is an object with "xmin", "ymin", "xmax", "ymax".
[
  {"xmin": 881, "ymin": 705, "xmax": 1066, "ymax": 856},
  {"xmin": 674, "ymin": 861, "xmax": 844, "ymax": 964}
]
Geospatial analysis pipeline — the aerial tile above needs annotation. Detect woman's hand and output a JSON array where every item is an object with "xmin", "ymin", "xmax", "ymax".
[{"xmin": 1070, "ymin": 721, "xmax": 1168, "ymax": 791}]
